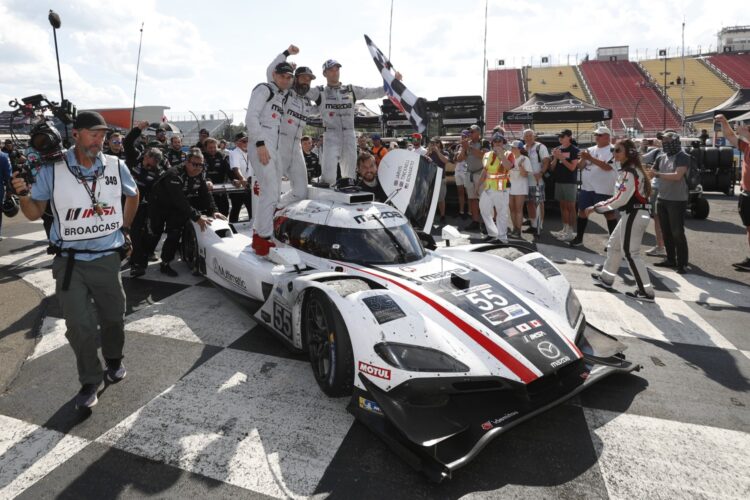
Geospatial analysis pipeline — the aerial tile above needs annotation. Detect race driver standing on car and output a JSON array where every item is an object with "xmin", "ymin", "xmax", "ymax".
[
  {"xmin": 306, "ymin": 60, "xmax": 402, "ymax": 185},
  {"xmin": 266, "ymin": 45, "xmax": 316, "ymax": 209},
  {"xmin": 246, "ymin": 62, "xmax": 293, "ymax": 256}
]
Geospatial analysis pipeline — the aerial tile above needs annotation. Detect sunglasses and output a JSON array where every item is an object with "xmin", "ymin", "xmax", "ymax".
[
  {"xmin": 188, "ymin": 161, "xmax": 204, "ymax": 167},
  {"xmin": 111, "ymin": 140, "xmax": 122, "ymax": 144}
]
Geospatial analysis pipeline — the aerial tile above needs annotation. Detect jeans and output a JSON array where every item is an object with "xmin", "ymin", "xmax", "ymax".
[{"xmin": 657, "ymin": 199, "xmax": 688, "ymax": 267}]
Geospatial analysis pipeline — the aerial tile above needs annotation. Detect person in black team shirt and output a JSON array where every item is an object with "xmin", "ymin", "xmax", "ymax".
[
  {"xmin": 146, "ymin": 148, "xmax": 226, "ymax": 276},
  {"xmin": 301, "ymin": 136, "xmax": 321, "ymax": 181},
  {"xmin": 549, "ymin": 129, "xmax": 580, "ymax": 241},
  {"xmin": 104, "ymin": 132, "xmax": 127, "ymax": 161},
  {"xmin": 166, "ymin": 135, "xmax": 186, "ymax": 167},
  {"xmin": 356, "ymin": 152, "xmax": 387, "ymax": 202},
  {"xmin": 203, "ymin": 137, "xmax": 232, "ymax": 217},
  {"xmin": 129, "ymin": 148, "xmax": 164, "ymax": 277},
  {"xmin": 193, "ymin": 128, "xmax": 210, "ymax": 152}
]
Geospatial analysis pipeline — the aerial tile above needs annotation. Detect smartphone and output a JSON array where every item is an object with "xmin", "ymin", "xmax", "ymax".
[{"xmin": 713, "ymin": 121, "xmax": 722, "ymax": 132}]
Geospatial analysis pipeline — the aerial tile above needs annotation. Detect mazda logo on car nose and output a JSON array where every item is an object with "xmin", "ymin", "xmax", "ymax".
[{"xmin": 537, "ymin": 341, "xmax": 560, "ymax": 359}]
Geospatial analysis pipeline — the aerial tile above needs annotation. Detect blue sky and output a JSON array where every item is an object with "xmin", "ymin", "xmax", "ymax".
[{"xmin": 1, "ymin": 0, "xmax": 747, "ymax": 122}]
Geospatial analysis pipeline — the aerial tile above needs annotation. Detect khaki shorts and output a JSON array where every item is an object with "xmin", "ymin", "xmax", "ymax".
[
  {"xmin": 554, "ymin": 183, "xmax": 577, "ymax": 202},
  {"xmin": 464, "ymin": 171, "xmax": 482, "ymax": 199}
]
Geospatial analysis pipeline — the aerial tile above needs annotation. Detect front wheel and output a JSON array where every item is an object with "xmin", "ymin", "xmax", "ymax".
[
  {"xmin": 691, "ymin": 197, "xmax": 710, "ymax": 219},
  {"xmin": 303, "ymin": 289, "xmax": 354, "ymax": 397}
]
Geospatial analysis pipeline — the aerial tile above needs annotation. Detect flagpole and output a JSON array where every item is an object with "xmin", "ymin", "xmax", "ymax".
[
  {"xmin": 131, "ymin": 22, "xmax": 144, "ymax": 130},
  {"xmin": 388, "ymin": 0, "xmax": 394, "ymax": 60},
  {"xmin": 482, "ymin": 0, "xmax": 488, "ymax": 129}
]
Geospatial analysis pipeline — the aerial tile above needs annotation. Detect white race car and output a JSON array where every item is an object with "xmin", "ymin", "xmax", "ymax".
[{"xmin": 180, "ymin": 151, "xmax": 639, "ymax": 481}]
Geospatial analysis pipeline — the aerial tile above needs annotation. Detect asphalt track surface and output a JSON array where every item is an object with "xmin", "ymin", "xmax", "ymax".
[{"xmin": 0, "ymin": 194, "xmax": 748, "ymax": 499}]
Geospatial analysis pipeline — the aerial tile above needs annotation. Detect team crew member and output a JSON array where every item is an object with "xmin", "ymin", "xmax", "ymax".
[
  {"xmin": 246, "ymin": 62, "xmax": 293, "ymax": 256},
  {"xmin": 306, "ymin": 59, "xmax": 402, "ymax": 184},
  {"xmin": 147, "ymin": 148, "xmax": 225, "ymax": 276},
  {"xmin": 522, "ymin": 129, "xmax": 550, "ymax": 234},
  {"xmin": 229, "ymin": 132, "xmax": 253, "ymax": 222},
  {"xmin": 11, "ymin": 111, "xmax": 139, "ymax": 410},
  {"xmin": 570, "ymin": 126, "xmax": 619, "ymax": 247},
  {"xmin": 203, "ymin": 137, "xmax": 232, "ymax": 216},
  {"xmin": 370, "ymin": 133, "xmax": 388, "ymax": 166},
  {"xmin": 128, "ymin": 148, "xmax": 164, "ymax": 277},
  {"xmin": 266, "ymin": 45, "xmax": 314, "ymax": 209},
  {"xmin": 356, "ymin": 152, "xmax": 387, "ymax": 202},
  {"xmin": 193, "ymin": 128, "xmax": 210, "ymax": 152},
  {"xmin": 478, "ymin": 134, "xmax": 514, "ymax": 243},
  {"xmin": 715, "ymin": 114, "xmax": 750, "ymax": 270},
  {"xmin": 550, "ymin": 129, "xmax": 580, "ymax": 241},
  {"xmin": 104, "ymin": 132, "xmax": 127, "ymax": 160},
  {"xmin": 301, "ymin": 136, "xmax": 321, "ymax": 181},
  {"xmin": 652, "ymin": 131, "xmax": 690, "ymax": 274},
  {"xmin": 590, "ymin": 139, "xmax": 655, "ymax": 301},
  {"xmin": 166, "ymin": 136, "xmax": 186, "ymax": 167},
  {"xmin": 508, "ymin": 141, "xmax": 530, "ymax": 237}
]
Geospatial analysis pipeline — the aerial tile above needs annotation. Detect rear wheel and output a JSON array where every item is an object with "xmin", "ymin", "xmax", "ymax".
[
  {"xmin": 691, "ymin": 197, "xmax": 710, "ymax": 219},
  {"xmin": 303, "ymin": 289, "xmax": 354, "ymax": 397}
]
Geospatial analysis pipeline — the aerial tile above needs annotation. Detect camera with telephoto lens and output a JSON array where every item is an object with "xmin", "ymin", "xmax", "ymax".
[{"xmin": 7, "ymin": 94, "xmax": 76, "ymax": 195}]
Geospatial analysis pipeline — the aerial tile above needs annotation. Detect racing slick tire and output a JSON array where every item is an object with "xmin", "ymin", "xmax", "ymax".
[
  {"xmin": 690, "ymin": 196, "xmax": 710, "ymax": 219},
  {"xmin": 302, "ymin": 288, "xmax": 355, "ymax": 397},
  {"xmin": 180, "ymin": 222, "xmax": 200, "ymax": 273}
]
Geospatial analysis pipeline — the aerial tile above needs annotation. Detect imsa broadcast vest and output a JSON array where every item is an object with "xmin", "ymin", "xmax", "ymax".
[
  {"xmin": 483, "ymin": 152, "xmax": 511, "ymax": 191},
  {"xmin": 52, "ymin": 155, "xmax": 123, "ymax": 242}
]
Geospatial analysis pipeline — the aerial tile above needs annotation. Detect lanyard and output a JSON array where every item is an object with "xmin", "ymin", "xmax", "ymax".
[{"xmin": 66, "ymin": 156, "xmax": 104, "ymax": 216}]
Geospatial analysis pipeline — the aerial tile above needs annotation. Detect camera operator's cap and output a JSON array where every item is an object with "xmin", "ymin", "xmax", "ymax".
[
  {"xmin": 294, "ymin": 66, "xmax": 316, "ymax": 80},
  {"xmin": 558, "ymin": 128, "xmax": 573, "ymax": 137},
  {"xmin": 322, "ymin": 59, "xmax": 342, "ymax": 71},
  {"xmin": 371, "ymin": 133, "xmax": 381, "ymax": 140},
  {"xmin": 73, "ymin": 111, "xmax": 109, "ymax": 131},
  {"xmin": 594, "ymin": 126, "xmax": 611, "ymax": 135},
  {"xmin": 274, "ymin": 62, "xmax": 295, "ymax": 75},
  {"xmin": 234, "ymin": 132, "xmax": 248, "ymax": 141}
]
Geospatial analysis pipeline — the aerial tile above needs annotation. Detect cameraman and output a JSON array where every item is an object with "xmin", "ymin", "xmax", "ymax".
[
  {"xmin": 1, "ymin": 151, "xmax": 11, "ymax": 240},
  {"xmin": 11, "ymin": 111, "xmax": 139, "ymax": 411}
]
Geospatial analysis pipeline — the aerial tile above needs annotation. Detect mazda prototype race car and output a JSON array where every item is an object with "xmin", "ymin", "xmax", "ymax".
[{"xmin": 181, "ymin": 150, "xmax": 640, "ymax": 481}]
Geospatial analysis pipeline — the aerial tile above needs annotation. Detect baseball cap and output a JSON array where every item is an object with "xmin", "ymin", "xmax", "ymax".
[
  {"xmin": 73, "ymin": 111, "xmax": 109, "ymax": 131},
  {"xmin": 461, "ymin": 129, "xmax": 470, "ymax": 137},
  {"xmin": 294, "ymin": 66, "xmax": 316, "ymax": 79},
  {"xmin": 512, "ymin": 140, "xmax": 526, "ymax": 150},
  {"xmin": 199, "ymin": 128, "xmax": 209, "ymax": 135},
  {"xmin": 491, "ymin": 133, "xmax": 506, "ymax": 143},
  {"xmin": 558, "ymin": 129, "xmax": 573, "ymax": 137},
  {"xmin": 274, "ymin": 62, "xmax": 294, "ymax": 75},
  {"xmin": 411, "ymin": 133, "xmax": 422, "ymax": 141},
  {"xmin": 322, "ymin": 59, "xmax": 342, "ymax": 71},
  {"xmin": 469, "ymin": 124, "xmax": 481, "ymax": 132},
  {"xmin": 371, "ymin": 133, "xmax": 381, "ymax": 140},
  {"xmin": 594, "ymin": 126, "xmax": 611, "ymax": 135},
  {"xmin": 234, "ymin": 132, "xmax": 248, "ymax": 141}
]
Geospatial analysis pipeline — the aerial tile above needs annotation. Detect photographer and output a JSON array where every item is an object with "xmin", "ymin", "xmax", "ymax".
[
  {"xmin": 11, "ymin": 111, "xmax": 139, "ymax": 411},
  {"xmin": 1, "ymin": 151, "xmax": 11, "ymax": 240}
]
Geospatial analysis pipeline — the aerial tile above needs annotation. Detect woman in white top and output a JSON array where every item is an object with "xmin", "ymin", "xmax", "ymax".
[{"xmin": 508, "ymin": 141, "xmax": 530, "ymax": 236}]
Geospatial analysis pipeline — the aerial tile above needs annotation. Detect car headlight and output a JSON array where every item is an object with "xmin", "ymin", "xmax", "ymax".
[
  {"xmin": 566, "ymin": 289, "xmax": 583, "ymax": 328},
  {"xmin": 374, "ymin": 342, "xmax": 470, "ymax": 373}
]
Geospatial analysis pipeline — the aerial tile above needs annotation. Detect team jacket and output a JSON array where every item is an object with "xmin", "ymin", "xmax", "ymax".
[
  {"xmin": 245, "ymin": 81, "xmax": 287, "ymax": 151},
  {"xmin": 307, "ymin": 83, "xmax": 385, "ymax": 131},
  {"xmin": 594, "ymin": 166, "xmax": 649, "ymax": 213},
  {"xmin": 131, "ymin": 162, "xmax": 162, "ymax": 205},
  {"xmin": 166, "ymin": 148, "xmax": 187, "ymax": 167},
  {"xmin": 204, "ymin": 151, "xmax": 231, "ymax": 184},
  {"xmin": 150, "ymin": 166, "xmax": 217, "ymax": 222}
]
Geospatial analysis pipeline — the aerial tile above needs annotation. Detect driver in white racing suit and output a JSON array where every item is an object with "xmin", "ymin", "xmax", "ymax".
[
  {"xmin": 306, "ymin": 60, "xmax": 402, "ymax": 184},
  {"xmin": 245, "ymin": 62, "xmax": 293, "ymax": 256},
  {"xmin": 266, "ymin": 45, "xmax": 316, "ymax": 208}
]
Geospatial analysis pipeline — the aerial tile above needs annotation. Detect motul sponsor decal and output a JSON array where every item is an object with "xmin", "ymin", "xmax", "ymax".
[{"xmin": 358, "ymin": 361, "xmax": 391, "ymax": 380}]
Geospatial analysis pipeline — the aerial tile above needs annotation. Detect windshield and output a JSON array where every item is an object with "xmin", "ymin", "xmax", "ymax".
[{"xmin": 274, "ymin": 217, "xmax": 426, "ymax": 265}]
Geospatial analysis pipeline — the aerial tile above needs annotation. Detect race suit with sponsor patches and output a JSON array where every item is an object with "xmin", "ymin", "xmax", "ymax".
[
  {"xmin": 306, "ymin": 83, "xmax": 386, "ymax": 183},
  {"xmin": 245, "ymin": 81, "xmax": 287, "ymax": 238}
]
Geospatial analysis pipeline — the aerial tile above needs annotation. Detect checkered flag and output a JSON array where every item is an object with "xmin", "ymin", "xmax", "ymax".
[{"xmin": 364, "ymin": 34, "xmax": 428, "ymax": 134}]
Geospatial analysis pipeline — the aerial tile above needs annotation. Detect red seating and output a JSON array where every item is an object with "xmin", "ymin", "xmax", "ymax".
[
  {"xmin": 485, "ymin": 69, "xmax": 524, "ymax": 136},
  {"xmin": 580, "ymin": 60, "xmax": 681, "ymax": 134},
  {"xmin": 708, "ymin": 53, "xmax": 750, "ymax": 87}
]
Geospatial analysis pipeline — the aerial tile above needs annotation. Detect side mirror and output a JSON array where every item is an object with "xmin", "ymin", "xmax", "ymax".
[{"xmin": 441, "ymin": 225, "xmax": 463, "ymax": 246}]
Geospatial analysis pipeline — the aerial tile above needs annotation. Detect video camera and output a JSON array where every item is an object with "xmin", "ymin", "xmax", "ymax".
[{"xmin": 7, "ymin": 94, "xmax": 76, "ymax": 195}]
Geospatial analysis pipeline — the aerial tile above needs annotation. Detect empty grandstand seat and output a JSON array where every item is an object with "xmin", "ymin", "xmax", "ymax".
[
  {"xmin": 485, "ymin": 69, "xmax": 524, "ymax": 136},
  {"xmin": 708, "ymin": 53, "xmax": 750, "ymax": 87}
]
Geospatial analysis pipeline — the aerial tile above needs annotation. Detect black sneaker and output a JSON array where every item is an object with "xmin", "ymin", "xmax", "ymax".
[
  {"xmin": 732, "ymin": 257, "xmax": 750, "ymax": 270},
  {"xmin": 653, "ymin": 260, "xmax": 676, "ymax": 268},
  {"xmin": 591, "ymin": 273, "xmax": 613, "ymax": 289},
  {"xmin": 130, "ymin": 265, "xmax": 146, "ymax": 278},
  {"xmin": 568, "ymin": 238, "xmax": 583, "ymax": 247},
  {"xmin": 160, "ymin": 263, "xmax": 178, "ymax": 277},
  {"xmin": 522, "ymin": 226, "xmax": 537, "ymax": 234},
  {"xmin": 75, "ymin": 383, "xmax": 101, "ymax": 410},
  {"xmin": 522, "ymin": 219, "xmax": 531, "ymax": 227},
  {"xmin": 464, "ymin": 221, "xmax": 480, "ymax": 231},
  {"xmin": 625, "ymin": 290, "xmax": 655, "ymax": 302},
  {"xmin": 105, "ymin": 361, "xmax": 127, "ymax": 383},
  {"xmin": 148, "ymin": 253, "xmax": 159, "ymax": 262},
  {"xmin": 676, "ymin": 266, "xmax": 688, "ymax": 275}
]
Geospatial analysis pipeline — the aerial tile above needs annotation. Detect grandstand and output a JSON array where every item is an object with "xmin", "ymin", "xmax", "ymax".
[
  {"xmin": 707, "ymin": 53, "xmax": 750, "ymax": 87},
  {"xmin": 485, "ymin": 68, "xmax": 524, "ymax": 135},
  {"xmin": 639, "ymin": 57, "xmax": 734, "ymax": 116},
  {"xmin": 579, "ymin": 60, "xmax": 681, "ymax": 133},
  {"xmin": 525, "ymin": 65, "xmax": 591, "ymax": 133},
  {"xmin": 171, "ymin": 119, "xmax": 229, "ymax": 146}
]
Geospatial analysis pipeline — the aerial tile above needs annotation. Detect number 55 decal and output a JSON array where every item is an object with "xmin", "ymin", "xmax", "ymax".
[
  {"xmin": 273, "ymin": 302, "xmax": 293, "ymax": 339},
  {"xmin": 465, "ymin": 288, "xmax": 508, "ymax": 312}
]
